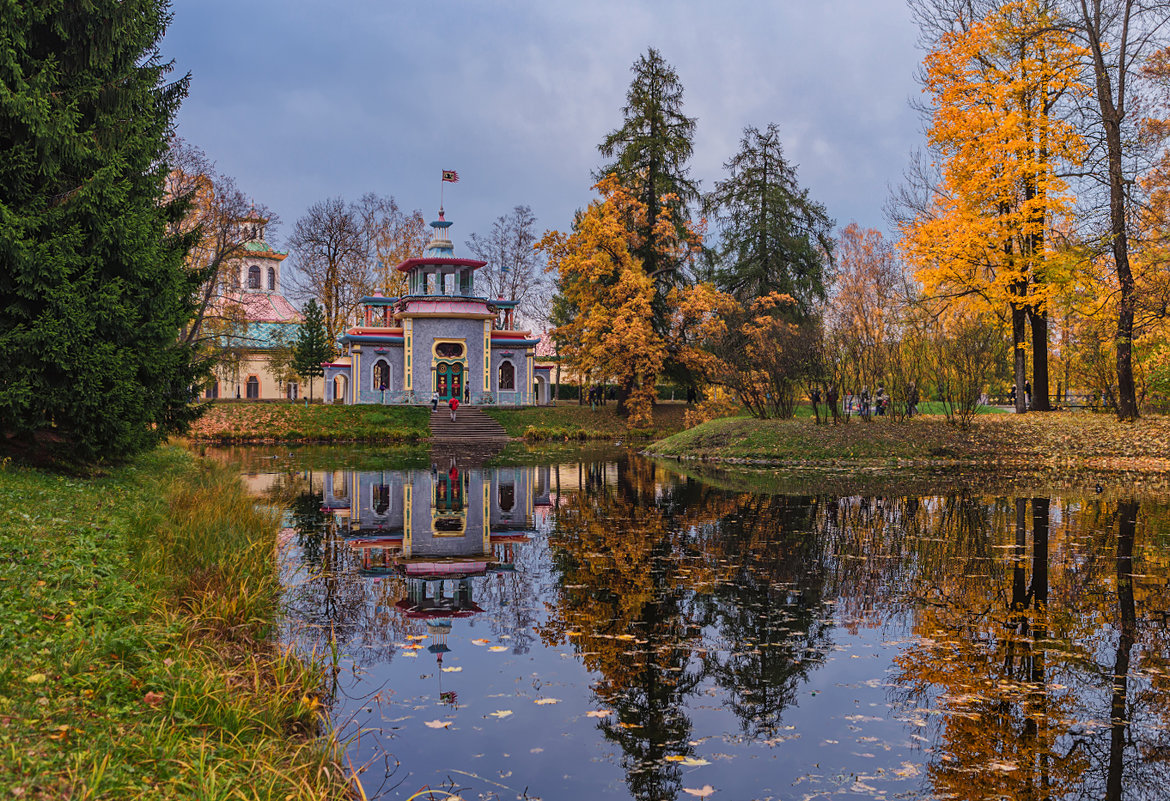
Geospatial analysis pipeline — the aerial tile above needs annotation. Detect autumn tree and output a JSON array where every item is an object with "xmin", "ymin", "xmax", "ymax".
[
  {"xmin": 902, "ymin": 0, "xmax": 1086, "ymax": 413},
  {"xmin": 598, "ymin": 47, "xmax": 700, "ymax": 288},
  {"xmin": 539, "ymin": 177, "xmax": 665, "ymax": 424},
  {"xmin": 466, "ymin": 204, "xmax": 548, "ymax": 325},
  {"xmin": 356, "ymin": 192, "xmax": 429, "ymax": 299},
  {"xmin": 706, "ymin": 123, "xmax": 835, "ymax": 314}
]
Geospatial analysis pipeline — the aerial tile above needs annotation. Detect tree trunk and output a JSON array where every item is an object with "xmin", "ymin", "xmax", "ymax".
[
  {"xmin": 1014, "ymin": 303, "xmax": 1029, "ymax": 413},
  {"xmin": 1105, "ymin": 499, "xmax": 1138, "ymax": 801},
  {"xmin": 1030, "ymin": 308, "xmax": 1051, "ymax": 411}
]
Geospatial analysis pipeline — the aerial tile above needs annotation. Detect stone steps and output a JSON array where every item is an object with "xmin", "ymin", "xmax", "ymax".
[{"xmin": 429, "ymin": 407, "xmax": 510, "ymax": 441}]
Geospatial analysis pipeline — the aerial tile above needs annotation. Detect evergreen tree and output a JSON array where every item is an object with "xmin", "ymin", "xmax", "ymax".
[
  {"xmin": 292, "ymin": 300, "xmax": 330, "ymax": 401},
  {"xmin": 0, "ymin": 1, "xmax": 201, "ymax": 464},
  {"xmin": 707, "ymin": 123, "xmax": 835, "ymax": 314},
  {"xmin": 598, "ymin": 47, "xmax": 700, "ymax": 286}
]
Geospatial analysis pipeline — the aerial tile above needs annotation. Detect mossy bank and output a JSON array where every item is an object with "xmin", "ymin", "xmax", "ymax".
[{"xmin": 0, "ymin": 447, "xmax": 347, "ymax": 799}]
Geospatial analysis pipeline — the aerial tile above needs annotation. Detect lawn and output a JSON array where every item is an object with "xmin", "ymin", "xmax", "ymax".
[
  {"xmin": 188, "ymin": 401, "xmax": 430, "ymax": 443},
  {"xmin": 0, "ymin": 447, "xmax": 346, "ymax": 799},
  {"xmin": 483, "ymin": 401, "xmax": 691, "ymax": 440},
  {"xmin": 646, "ymin": 411, "xmax": 1170, "ymax": 472}
]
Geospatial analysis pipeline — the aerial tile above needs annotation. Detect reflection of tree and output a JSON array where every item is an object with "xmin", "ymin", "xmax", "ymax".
[
  {"xmin": 699, "ymin": 494, "xmax": 830, "ymax": 740},
  {"xmin": 542, "ymin": 456, "xmax": 833, "ymax": 799},
  {"xmin": 541, "ymin": 457, "xmax": 723, "ymax": 801}
]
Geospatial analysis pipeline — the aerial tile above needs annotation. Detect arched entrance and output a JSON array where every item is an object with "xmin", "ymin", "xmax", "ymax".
[
  {"xmin": 332, "ymin": 374, "xmax": 349, "ymax": 404},
  {"xmin": 435, "ymin": 361, "xmax": 464, "ymax": 402},
  {"xmin": 534, "ymin": 375, "xmax": 549, "ymax": 405}
]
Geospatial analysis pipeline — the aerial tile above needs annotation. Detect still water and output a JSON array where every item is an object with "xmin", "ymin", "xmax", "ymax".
[{"xmin": 237, "ymin": 447, "xmax": 1170, "ymax": 800}]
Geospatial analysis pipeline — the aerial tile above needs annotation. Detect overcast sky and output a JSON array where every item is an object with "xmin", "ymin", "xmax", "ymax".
[{"xmin": 163, "ymin": 0, "xmax": 926, "ymax": 259}]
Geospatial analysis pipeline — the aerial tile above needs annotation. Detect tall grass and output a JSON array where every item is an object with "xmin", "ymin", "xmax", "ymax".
[{"xmin": 0, "ymin": 447, "xmax": 354, "ymax": 799}]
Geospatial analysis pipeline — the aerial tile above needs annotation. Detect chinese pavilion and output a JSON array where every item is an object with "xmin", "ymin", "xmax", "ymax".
[{"xmin": 322, "ymin": 210, "xmax": 552, "ymax": 405}]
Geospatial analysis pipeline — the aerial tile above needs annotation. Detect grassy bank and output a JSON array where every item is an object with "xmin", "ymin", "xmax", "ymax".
[
  {"xmin": 484, "ymin": 402, "xmax": 690, "ymax": 441},
  {"xmin": 646, "ymin": 412, "xmax": 1170, "ymax": 472},
  {"xmin": 0, "ymin": 447, "xmax": 346, "ymax": 799},
  {"xmin": 189, "ymin": 401, "xmax": 429, "ymax": 444}
]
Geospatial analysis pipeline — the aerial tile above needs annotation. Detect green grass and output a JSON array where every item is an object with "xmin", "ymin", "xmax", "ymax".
[
  {"xmin": 190, "ymin": 401, "xmax": 430, "ymax": 444},
  {"xmin": 646, "ymin": 411, "xmax": 1170, "ymax": 473},
  {"xmin": 483, "ymin": 402, "xmax": 690, "ymax": 441},
  {"xmin": 0, "ymin": 447, "xmax": 347, "ymax": 799}
]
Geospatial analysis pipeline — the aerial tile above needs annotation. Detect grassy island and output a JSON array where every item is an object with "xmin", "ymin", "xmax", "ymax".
[
  {"xmin": 646, "ymin": 412, "xmax": 1170, "ymax": 473},
  {"xmin": 0, "ymin": 447, "xmax": 345, "ymax": 799}
]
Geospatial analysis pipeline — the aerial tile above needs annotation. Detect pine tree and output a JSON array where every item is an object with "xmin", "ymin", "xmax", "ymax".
[
  {"xmin": 706, "ymin": 123, "xmax": 835, "ymax": 313},
  {"xmin": 292, "ymin": 300, "xmax": 330, "ymax": 402},
  {"xmin": 598, "ymin": 47, "xmax": 700, "ymax": 286},
  {"xmin": 0, "ymin": 0, "xmax": 201, "ymax": 465}
]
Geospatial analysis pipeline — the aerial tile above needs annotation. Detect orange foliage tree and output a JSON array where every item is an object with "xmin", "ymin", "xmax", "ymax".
[
  {"xmin": 901, "ymin": 0, "xmax": 1086, "ymax": 413},
  {"xmin": 538, "ymin": 175, "xmax": 710, "ymax": 426}
]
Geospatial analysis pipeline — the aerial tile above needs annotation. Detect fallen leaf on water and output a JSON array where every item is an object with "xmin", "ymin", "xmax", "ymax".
[
  {"xmin": 403, "ymin": 644, "xmax": 424, "ymax": 650},
  {"xmin": 665, "ymin": 755, "xmax": 686, "ymax": 762},
  {"xmin": 683, "ymin": 786, "xmax": 716, "ymax": 798},
  {"xmin": 533, "ymin": 698, "xmax": 560, "ymax": 705},
  {"xmin": 402, "ymin": 651, "xmax": 418, "ymax": 658},
  {"xmin": 471, "ymin": 639, "xmax": 491, "ymax": 646},
  {"xmin": 680, "ymin": 758, "xmax": 710, "ymax": 766},
  {"xmin": 586, "ymin": 710, "xmax": 613, "ymax": 718},
  {"xmin": 488, "ymin": 646, "xmax": 508, "ymax": 652},
  {"xmin": 424, "ymin": 720, "xmax": 452, "ymax": 729},
  {"xmin": 406, "ymin": 634, "xmax": 428, "ymax": 641},
  {"xmin": 441, "ymin": 666, "xmax": 463, "ymax": 673},
  {"xmin": 489, "ymin": 710, "xmax": 513, "ymax": 718}
]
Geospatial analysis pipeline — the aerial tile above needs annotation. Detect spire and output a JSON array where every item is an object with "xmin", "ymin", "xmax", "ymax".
[{"xmin": 425, "ymin": 207, "xmax": 455, "ymax": 258}]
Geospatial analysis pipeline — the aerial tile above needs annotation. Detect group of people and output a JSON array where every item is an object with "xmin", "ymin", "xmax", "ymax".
[{"xmin": 818, "ymin": 384, "xmax": 918, "ymax": 419}]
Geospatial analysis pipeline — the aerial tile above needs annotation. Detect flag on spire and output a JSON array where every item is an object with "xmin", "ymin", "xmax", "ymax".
[{"xmin": 442, "ymin": 170, "xmax": 459, "ymax": 183}]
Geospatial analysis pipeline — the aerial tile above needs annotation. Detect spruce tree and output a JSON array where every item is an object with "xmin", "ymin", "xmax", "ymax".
[
  {"xmin": 707, "ymin": 123, "xmax": 835, "ymax": 315},
  {"xmin": 0, "ymin": 1, "xmax": 201, "ymax": 464},
  {"xmin": 292, "ymin": 300, "xmax": 330, "ymax": 402},
  {"xmin": 598, "ymin": 47, "xmax": 699, "ymax": 286}
]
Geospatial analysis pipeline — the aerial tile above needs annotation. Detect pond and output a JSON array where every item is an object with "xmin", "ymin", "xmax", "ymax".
[{"xmin": 232, "ymin": 445, "xmax": 1170, "ymax": 800}]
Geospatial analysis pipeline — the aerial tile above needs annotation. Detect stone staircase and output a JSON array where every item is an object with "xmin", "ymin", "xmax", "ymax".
[{"xmin": 429, "ymin": 406, "xmax": 510, "ymax": 442}]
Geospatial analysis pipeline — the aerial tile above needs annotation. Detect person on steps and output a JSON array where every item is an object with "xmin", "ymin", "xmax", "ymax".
[
  {"xmin": 449, "ymin": 395, "xmax": 459, "ymax": 422},
  {"xmin": 431, "ymin": 391, "xmax": 438, "ymax": 412}
]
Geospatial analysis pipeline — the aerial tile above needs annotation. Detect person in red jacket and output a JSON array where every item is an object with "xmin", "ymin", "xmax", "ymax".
[{"xmin": 448, "ymin": 395, "xmax": 459, "ymax": 422}]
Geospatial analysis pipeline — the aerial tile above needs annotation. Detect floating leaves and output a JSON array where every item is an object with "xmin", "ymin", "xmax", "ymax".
[
  {"xmin": 424, "ymin": 720, "xmax": 452, "ymax": 729},
  {"xmin": 533, "ymin": 698, "xmax": 560, "ymax": 705},
  {"xmin": 441, "ymin": 666, "xmax": 463, "ymax": 673},
  {"xmin": 488, "ymin": 645, "xmax": 508, "ymax": 652},
  {"xmin": 488, "ymin": 710, "xmax": 513, "ymax": 719},
  {"xmin": 586, "ymin": 709, "xmax": 613, "ymax": 718},
  {"xmin": 683, "ymin": 786, "xmax": 716, "ymax": 798},
  {"xmin": 471, "ymin": 639, "xmax": 491, "ymax": 646}
]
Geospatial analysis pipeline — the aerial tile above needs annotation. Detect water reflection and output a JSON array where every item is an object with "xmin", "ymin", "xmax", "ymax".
[{"xmin": 252, "ymin": 450, "xmax": 1170, "ymax": 800}]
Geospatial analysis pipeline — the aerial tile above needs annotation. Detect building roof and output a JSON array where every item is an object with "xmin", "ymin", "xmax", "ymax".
[
  {"xmin": 220, "ymin": 291, "xmax": 302, "ymax": 324},
  {"xmin": 395, "ymin": 256, "xmax": 487, "ymax": 273}
]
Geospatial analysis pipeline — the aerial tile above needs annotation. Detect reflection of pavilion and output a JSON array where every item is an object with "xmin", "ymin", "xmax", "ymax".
[{"xmin": 321, "ymin": 465, "xmax": 550, "ymax": 616}]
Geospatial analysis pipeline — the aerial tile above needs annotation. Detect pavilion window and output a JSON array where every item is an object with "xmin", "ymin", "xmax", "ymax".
[
  {"xmin": 498, "ymin": 361, "xmax": 515, "ymax": 391},
  {"xmin": 267, "ymin": 266, "xmax": 276, "ymax": 291},
  {"xmin": 498, "ymin": 483, "xmax": 515, "ymax": 513},
  {"xmin": 245, "ymin": 376, "xmax": 260, "ymax": 399},
  {"xmin": 248, "ymin": 265, "xmax": 261, "ymax": 289}
]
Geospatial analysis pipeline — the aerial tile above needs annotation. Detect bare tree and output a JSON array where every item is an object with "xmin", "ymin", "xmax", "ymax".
[
  {"xmin": 355, "ymin": 192, "xmax": 430, "ymax": 299},
  {"xmin": 465, "ymin": 205, "xmax": 549, "ymax": 327},
  {"xmin": 288, "ymin": 197, "xmax": 367, "ymax": 351},
  {"xmin": 165, "ymin": 137, "xmax": 276, "ymax": 347},
  {"xmin": 1059, "ymin": 0, "xmax": 1170, "ymax": 419}
]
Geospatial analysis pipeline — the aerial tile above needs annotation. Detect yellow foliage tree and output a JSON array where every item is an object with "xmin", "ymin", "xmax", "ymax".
[
  {"xmin": 901, "ymin": 0, "xmax": 1086, "ymax": 413},
  {"xmin": 540, "ymin": 175, "xmax": 710, "ymax": 426}
]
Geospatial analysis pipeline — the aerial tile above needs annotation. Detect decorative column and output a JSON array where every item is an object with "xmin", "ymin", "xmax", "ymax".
[{"xmin": 482, "ymin": 320, "xmax": 491, "ymax": 396}]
